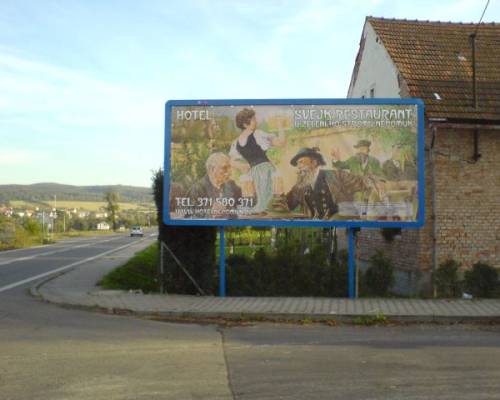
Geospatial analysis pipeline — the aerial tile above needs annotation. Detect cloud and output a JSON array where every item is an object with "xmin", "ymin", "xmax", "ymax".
[
  {"xmin": 0, "ymin": 149, "xmax": 45, "ymax": 166},
  {"xmin": 0, "ymin": 48, "xmax": 162, "ymax": 136},
  {"xmin": 0, "ymin": 48, "xmax": 164, "ymax": 186}
]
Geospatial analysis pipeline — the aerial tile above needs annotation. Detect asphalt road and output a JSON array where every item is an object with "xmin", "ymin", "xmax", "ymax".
[
  {"xmin": 222, "ymin": 323, "xmax": 500, "ymax": 400},
  {"xmin": 0, "ymin": 231, "xmax": 232, "ymax": 400},
  {"xmin": 0, "ymin": 234, "xmax": 139, "ymax": 292},
  {"xmin": 1, "ymin": 233, "xmax": 500, "ymax": 399}
]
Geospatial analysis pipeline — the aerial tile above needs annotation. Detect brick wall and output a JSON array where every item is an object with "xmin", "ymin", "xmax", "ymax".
[
  {"xmin": 425, "ymin": 127, "xmax": 500, "ymax": 269},
  {"xmin": 356, "ymin": 125, "xmax": 499, "ymax": 295},
  {"xmin": 356, "ymin": 228, "xmax": 419, "ymax": 270}
]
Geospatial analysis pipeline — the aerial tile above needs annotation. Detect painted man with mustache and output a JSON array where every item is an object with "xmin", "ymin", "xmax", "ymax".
[{"xmin": 286, "ymin": 148, "xmax": 367, "ymax": 220}]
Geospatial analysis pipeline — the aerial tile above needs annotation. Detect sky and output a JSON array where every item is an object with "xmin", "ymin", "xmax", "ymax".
[{"xmin": 1, "ymin": 0, "xmax": 498, "ymax": 188}]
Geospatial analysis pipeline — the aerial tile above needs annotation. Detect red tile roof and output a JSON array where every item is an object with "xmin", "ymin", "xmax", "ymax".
[{"xmin": 368, "ymin": 17, "xmax": 500, "ymax": 122}]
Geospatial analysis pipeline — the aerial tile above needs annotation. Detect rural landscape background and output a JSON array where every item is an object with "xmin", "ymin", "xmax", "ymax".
[{"xmin": 0, "ymin": 182, "xmax": 155, "ymax": 250}]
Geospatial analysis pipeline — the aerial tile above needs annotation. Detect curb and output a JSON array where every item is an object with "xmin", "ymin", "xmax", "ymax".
[
  {"xmin": 30, "ymin": 268, "xmax": 78, "ymax": 299},
  {"xmin": 32, "ymin": 285, "xmax": 500, "ymax": 326},
  {"xmin": 29, "ymin": 238, "xmax": 500, "ymax": 326}
]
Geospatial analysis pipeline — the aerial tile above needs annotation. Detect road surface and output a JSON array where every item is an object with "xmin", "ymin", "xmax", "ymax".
[{"xmin": 1, "ymin": 233, "xmax": 499, "ymax": 399}]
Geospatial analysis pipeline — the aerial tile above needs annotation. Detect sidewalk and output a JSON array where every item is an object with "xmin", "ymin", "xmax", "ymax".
[{"xmin": 32, "ymin": 244, "xmax": 500, "ymax": 323}]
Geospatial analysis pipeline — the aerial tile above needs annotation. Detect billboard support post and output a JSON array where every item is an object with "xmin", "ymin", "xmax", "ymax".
[
  {"xmin": 219, "ymin": 226, "xmax": 226, "ymax": 297},
  {"xmin": 160, "ymin": 242, "xmax": 165, "ymax": 294},
  {"xmin": 348, "ymin": 228, "xmax": 356, "ymax": 299}
]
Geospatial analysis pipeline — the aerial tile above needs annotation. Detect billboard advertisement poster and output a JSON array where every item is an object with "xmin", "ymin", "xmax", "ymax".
[{"xmin": 164, "ymin": 99, "xmax": 424, "ymax": 228}]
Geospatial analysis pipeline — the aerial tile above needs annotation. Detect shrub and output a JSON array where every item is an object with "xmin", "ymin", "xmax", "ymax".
[
  {"xmin": 23, "ymin": 219, "xmax": 41, "ymax": 236},
  {"xmin": 434, "ymin": 259, "xmax": 462, "ymax": 298},
  {"xmin": 363, "ymin": 250, "xmax": 394, "ymax": 296},
  {"xmin": 225, "ymin": 243, "xmax": 348, "ymax": 297},
  {"xmin": 380, "ymin": 228, "xmax": 402, "ymax": 242},
  {"xmin": 464, "ymin": 262, "xmax": 499, "ymax": 298},
  {"xmin": 330, "ymin": 249, "xmax": 349, "ymax": 297},
  {"xmin": 225, "ymin": 253, "xmax": 258, "ymax": 296}
]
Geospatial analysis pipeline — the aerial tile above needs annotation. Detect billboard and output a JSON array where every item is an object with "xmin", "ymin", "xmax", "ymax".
[{"xmin": 164, "ymin": 99, "xmax": 424, "ymax": 228}]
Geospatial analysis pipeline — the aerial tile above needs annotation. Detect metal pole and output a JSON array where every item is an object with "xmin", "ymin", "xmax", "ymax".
[
  {"xmin": 162, "ymin": 241, "xmax": 203, "ymax": 295},
  {"xmin": 348, "ymin": 228, "xmax": 356, "ymax": 299},
  {"xmin": 160, "ymin": 242, "xmax": 165, "ymax": 294},
  {"xmin": 430, "ymin": 126, "xmax": 438, "ymax": 298},
  {"xmin": 470, "ymin": 33, "xmax": 478, "ymax": 109},
  {"xmin": 219, "ymin": 226, "xmax": 226, "ymax": 297}
]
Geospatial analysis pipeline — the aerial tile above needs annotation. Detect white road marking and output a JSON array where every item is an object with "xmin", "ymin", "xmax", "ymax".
[
  {"xmin": 0, "ymin": 244, "xmax": 53, "ymax": 255},
  {"xmin": 0, "ymin": 237, "xmax": 123, "ymax": 266},
  {"xmin": 0, "ymin": 235, "xmax": 125, "ymax": 255},
  {"xmin": 0, "ymin": 238, "xmax": 152, "ymax": 294}
]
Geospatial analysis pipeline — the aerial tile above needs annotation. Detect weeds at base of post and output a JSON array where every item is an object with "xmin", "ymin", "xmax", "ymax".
[{"xmin": 352, "ymin": 313, "xmax": 388, "ymax": 326}]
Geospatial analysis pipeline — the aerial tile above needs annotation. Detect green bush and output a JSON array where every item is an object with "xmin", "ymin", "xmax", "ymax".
[
  {"xmin": 225, "ymin": 254, "xmax": 256, "ymax": 296},
  {"xmin": 331, "ymin": 249, "xmax": 349, "ymax": 297},
  {"xmin": 23, "ymin": 219, "xmax": 41, "ymax": 236},
  {"xmin": 100, "ymin": 243, "xmax": 160, "ymax": 293},
  {"xmin": 435, "ymin": 259, "xmax": 462, "ymax": 298},
  {"xmin": 464, "ymin": 263, "xmax": 499, "ymax": 298},
  {"xmin": 380, "ymin": 228, "xmax": 402, "ymax": 242},
  {"xmin": 363, "ymin": 250, "xmax": 394, "ymax": 296},
  {"xmin": 225, "ymin": 243, "xmax": 348, "ymax": 297}
]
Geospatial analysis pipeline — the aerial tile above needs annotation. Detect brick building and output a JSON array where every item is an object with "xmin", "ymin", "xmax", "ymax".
[{"xmin": 347, "ymin": 17, "xmax": 500, "ymax": 295}]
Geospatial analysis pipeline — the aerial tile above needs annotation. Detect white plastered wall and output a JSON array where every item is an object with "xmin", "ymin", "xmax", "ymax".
[{"xmin": 348, "ymin": 22, "xmax": 401, "ymax": 99}]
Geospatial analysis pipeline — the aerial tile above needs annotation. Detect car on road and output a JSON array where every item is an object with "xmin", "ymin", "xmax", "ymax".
[{"xmin": 130, "ymin": 226, "xmax": 144, "ymax": 237}]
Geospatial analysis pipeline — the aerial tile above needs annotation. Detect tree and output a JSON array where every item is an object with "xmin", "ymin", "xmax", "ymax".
[
  {"xmin": 104, "ymin": 191, "xmax": 120, "ymax": 231},
  {"xmin": 23, "ymin": 218, "xmax": 41, "ymax": 236},
  {"xmin": 152, "ymin": 168, "xmax": 217, "ymax": 294}
]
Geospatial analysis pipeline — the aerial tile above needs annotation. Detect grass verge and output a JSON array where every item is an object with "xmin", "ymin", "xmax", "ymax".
[
  {"xmin": 53, "ymin": 230, "xmax": 117, "ymax": 240},
  {"xmin": 99, "ymin": 242, "xmax": 160, "ymax": 293}
]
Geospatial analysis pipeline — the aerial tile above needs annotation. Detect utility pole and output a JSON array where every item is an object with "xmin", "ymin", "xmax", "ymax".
[
  {"xmin": 41, "ymin": 211, "xmax": 45, "ymax": 243},
  {"xmin": 53, "ymin": 195, "xmax": 57, "ymax": 234}
]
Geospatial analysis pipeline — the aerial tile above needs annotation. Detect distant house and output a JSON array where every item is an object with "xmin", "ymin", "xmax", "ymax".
[
  {"xmin": 97, "ymin": 222, "xmax": 110, "ymax": 231},
  {"xmin": 348, "ymin": 17, "xmax": 500, "ymax": 295}
]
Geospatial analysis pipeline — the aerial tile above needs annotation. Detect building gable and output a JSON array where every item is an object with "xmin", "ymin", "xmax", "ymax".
[
  {"xmin": 348, "ymin": 21, "xmax": 405, "ymax": 98},
  {"xmin": 366, "ymin": 17, "xmax": 500, "ymax": 122}
]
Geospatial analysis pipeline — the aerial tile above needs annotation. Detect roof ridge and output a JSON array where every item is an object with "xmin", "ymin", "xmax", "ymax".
[
  {"xmin": 366, "ymin": 16, "xmax": 499, "ymax": 26},
  {"xmin": 362, "ymin": 16, "xmax": 500, "ymax": 121}
]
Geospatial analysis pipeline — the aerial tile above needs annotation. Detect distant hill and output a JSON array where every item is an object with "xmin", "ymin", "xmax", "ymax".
[{"xmin": 0, "ymin": 183, "xmax": 153, "ymax": 204}]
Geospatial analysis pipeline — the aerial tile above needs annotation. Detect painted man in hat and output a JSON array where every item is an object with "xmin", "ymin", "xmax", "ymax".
[
  {"xmin": 330, "ymin": 139, "xmax": 385, "ymax": 203},
  {"xmin": 331, "ymin": 139, "xmax": 383, "ymax": 177},
  {"xmin": 383, "ymin": 143, "xmax": 417, "ymax": 182},
  {"xmin": 286, "ymin": 148, "xmax": 367, "ymax": 219}
]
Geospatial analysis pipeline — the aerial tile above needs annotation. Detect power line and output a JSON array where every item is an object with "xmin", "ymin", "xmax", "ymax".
[{"xmin": 474, "ymin": 0, "xmax": 491, "ymax": 35}]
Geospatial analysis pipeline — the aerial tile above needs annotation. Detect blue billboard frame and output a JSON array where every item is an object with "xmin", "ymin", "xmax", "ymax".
[{"xmin": 164, "ymin": 98, "xmax": 425, "ymax": 229}]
